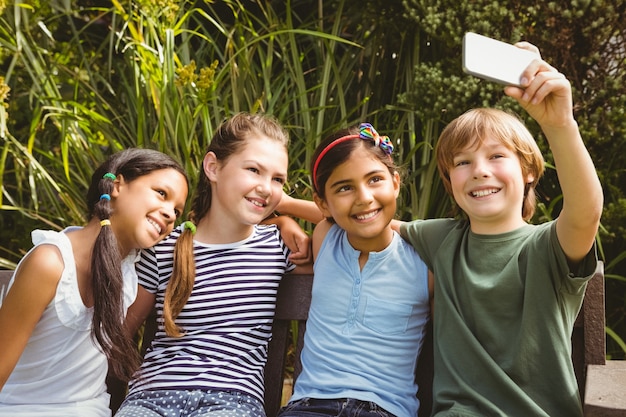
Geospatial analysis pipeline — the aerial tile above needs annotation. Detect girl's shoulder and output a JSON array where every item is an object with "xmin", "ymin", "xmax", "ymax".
[
  {"xmin": 254, "ymin": 223, "xmax": 280, "ymax": 238},
  {"xmin": 255, "ymin": 223, "xmax": 279, "ymax": 233},
  {"xmin": 7, "ymin": 238, "xmax": 72, "ymax": 325},
  {"xmin": 15, "ymin": 243, "xmax": 65, "ymax": 289},
  {"xmin": 18, "ymin": 229, "xmax": 73, "ymax": 286},
  {"xmin": 311, "ymin": 220, "xmax": 335, "ymax": 260}
]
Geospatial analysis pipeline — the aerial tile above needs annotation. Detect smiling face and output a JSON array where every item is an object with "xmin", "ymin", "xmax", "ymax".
[
  {"xmin": 437, "ymin": 108, "xmax": 545, "ymax": 225},
  {"xmin": 315, "ymin": 143, "xmax": 400, "ymax": 252},
  {"xmin": 449, "ymin": 136, "xmax": 534, "ymax": 234},
  {"xmin": 110, "ymin": 168, "xmax": 188, "ymax": 253},
  {"xmin": 204, "ymin": 135, "xmax": 288, "ymax": 237}
]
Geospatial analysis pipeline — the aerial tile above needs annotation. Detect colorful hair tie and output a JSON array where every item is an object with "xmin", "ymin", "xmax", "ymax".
[
  {"xmin": 359, "ymin": 123, "xmax": 394, "ymax": 155},
  {"xmin": 100, "ymin": 194, "xmax": 111, "ymax": 201},
  {"xmin": 182, "ymin": 221, "xmax": 197, "ymax": 234},
  {"xmin": 103, "ymin": 173, "xmax": 116, "ymax": 180},
  {"xmin": 100, "ymin": 219, "xmax": 111, "ymax": 227},
  {"xmin": 312, "ymin": 123, "xmax": 393, "ymax": 191}
]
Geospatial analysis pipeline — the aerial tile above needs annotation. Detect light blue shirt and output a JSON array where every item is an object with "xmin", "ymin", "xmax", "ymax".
[{"xmin": 292, "ymin": 224, "xmax": 430, "ymax": 417}]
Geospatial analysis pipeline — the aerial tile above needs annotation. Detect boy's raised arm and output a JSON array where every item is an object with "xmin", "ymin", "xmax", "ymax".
[{"xmin": 505, "ymin": 43, "xmax": 603, "ymax": 264}]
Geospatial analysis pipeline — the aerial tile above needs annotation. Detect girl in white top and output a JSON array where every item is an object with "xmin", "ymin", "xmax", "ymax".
[{"xmin": 0, "ymin": 149, "xmax": 189, "ymax": 416}]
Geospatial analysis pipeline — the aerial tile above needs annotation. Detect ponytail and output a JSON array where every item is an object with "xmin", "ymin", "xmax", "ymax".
[
  {"xmin": 163, "ymin": 220, "xmax": 197, "ymax": 337},
  {"xmin": 86, "ymin": 148, "xmax": 187, "ymax": 381},
  {"xmin": 91, "ymin": 172, "xmax": 140, "ymax": 381},
  {"xmin": 163, "ymin": 162, "xmax": 213, "ymax": 338}
]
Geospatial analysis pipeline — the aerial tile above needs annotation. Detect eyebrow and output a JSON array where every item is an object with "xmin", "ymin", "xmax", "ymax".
[{"xmin": 242, "ymin": 159, "xmax": 288, "ymax": 178}]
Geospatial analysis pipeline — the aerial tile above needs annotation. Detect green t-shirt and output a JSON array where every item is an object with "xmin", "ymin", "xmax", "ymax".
[{"xmin": 400, "ymin": 219, "xmax": 597, "ymax": 417}]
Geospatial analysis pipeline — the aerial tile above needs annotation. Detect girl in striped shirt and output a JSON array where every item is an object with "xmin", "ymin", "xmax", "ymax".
[{"xmin": 116, "ymin": 113, "xmax": 315, "ymax": 417}]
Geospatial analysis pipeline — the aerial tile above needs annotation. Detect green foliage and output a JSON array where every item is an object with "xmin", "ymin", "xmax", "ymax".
[
  {"xmin": 0, "ymin": 0, "xmax": 447, "ymax": 235},
  {"xmin": 0, "ymin": 0, "xmax": 624, "ymax": 356}
]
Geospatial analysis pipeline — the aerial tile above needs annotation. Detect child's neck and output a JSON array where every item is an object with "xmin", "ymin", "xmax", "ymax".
[
  {"xmin": 469, "ymin": 217, "xmax": 528, "ymax": 235},
  {"xmin": 346, "ymin": 226, "xmax": 394, "ymax": 255},
  {"xmin": 194, "ymin": 215, "xmax": 255, "ymax": 244}
]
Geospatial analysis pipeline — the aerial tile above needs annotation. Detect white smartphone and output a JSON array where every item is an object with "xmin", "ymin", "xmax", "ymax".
[{"xmin": 462, "ymin": 32, "xmax": 538, "ymax": 87}]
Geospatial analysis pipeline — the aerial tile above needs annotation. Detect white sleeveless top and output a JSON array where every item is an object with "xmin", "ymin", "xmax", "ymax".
[{"xmin": 0, "ymin": 228, "xmax": 138, "ymax": 417}]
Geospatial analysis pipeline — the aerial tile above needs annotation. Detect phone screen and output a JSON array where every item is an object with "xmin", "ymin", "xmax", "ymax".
[{"xmin": 462, "ymin": 32, "xmax": 538, "ymax": 87}]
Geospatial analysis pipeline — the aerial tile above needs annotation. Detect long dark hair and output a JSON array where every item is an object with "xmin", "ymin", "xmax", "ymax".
[
  {"xmin": 87, "ymin": 148, "xmax": 187, "ymax": 381},
  {"xmin": 163, "ymin": 112, "xmax": 289, "ymax": 337}
]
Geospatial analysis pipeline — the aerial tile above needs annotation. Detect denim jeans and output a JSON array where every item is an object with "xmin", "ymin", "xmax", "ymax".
[
  {"xmin": 277, "ymin": 398, "xmax": 396, "ymax": 417},
  {"xmin": 114, "ymin": 390, "xmax": 265, "ymax": 417}
]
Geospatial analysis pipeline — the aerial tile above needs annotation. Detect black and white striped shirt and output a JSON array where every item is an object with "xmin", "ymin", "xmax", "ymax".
[{"xmin": 128, "ymin": 224, "xmax": 294, "ymax": 403}]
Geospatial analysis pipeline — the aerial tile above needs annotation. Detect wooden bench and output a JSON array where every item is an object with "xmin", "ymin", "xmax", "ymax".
[{"xmin": 0, "ymin": 262, "xmax": 618, "ymax": 416}]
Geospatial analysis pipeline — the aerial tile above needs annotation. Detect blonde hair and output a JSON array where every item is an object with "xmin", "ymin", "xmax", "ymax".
[
  {"xmin": 163, "ymin": 112, "xmax": 289, "ymax": 337},
  {"xmin": 435, "ymin": 108, "xmax": 545, "ymax": 221}
]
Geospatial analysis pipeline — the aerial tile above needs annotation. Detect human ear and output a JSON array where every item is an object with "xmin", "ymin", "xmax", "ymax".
[
  {"xmin": 203, "ymin": 152, "xmax": 219, "ymax": 182},
  {"xmin": 109, "ymin": 174, "xmax": 125, "ymax": 198},
  {"xmin": 392, "ymin": 171, "xmax": 401, "ymax": 198},
  {"xmin": 313, "ymin": 192, "xmax": 333, "ymax": 219}
]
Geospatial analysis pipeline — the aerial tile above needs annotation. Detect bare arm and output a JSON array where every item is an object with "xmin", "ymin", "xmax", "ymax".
[
  {"xmin": 275, "ymin": 192, "xmax": 324, "ymax": 224},
  {"xmin": 311, "ymin": 219, "xmax": 332, "ymax": 262},
  {"xmin": 124, "ymin": 286, "xmax": 156, "ymax": 338},
  {"xmin": 505, "ymin": 44, "xmax": 603, "ymax": 264},
  {"xmin": 0, "ymin": 246, "xmax": 61, "ymax": 391}
]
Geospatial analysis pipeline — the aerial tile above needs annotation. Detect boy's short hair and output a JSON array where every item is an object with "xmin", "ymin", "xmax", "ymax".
[{"xmin": 435, "ymin": 108, "xmax": 545, "ymax": 221}]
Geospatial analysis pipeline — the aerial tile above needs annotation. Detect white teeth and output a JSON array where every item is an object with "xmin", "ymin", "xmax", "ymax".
[
  {"xmin": 355, "ymin": 211, "xmax": 378, "ymax": 220},
  {"xmin": 147, "ymin": 218, "xmax": 162, "ymax": 233},
  {"xmin": 472, "ymin": 189, "xmax": 499, "ymax": 197},
  {"xmin": 248, "ymin": 198, "xmax": 265, "ymax": 207}
]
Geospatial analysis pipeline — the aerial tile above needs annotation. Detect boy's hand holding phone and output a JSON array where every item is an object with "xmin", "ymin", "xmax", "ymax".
[{"xmin": 462, "ymin": 32, "xmax": 540, "ymax": 87}]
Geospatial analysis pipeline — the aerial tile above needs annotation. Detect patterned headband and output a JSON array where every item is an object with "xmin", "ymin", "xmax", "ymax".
[{"xmin": 312, "ymin": 123, "xmax": 393, "ymax": 191}]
